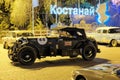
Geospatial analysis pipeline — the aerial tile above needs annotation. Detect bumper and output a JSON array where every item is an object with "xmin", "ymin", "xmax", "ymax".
[{"xmin": 3, "ymin": 42, "xmax": 14, "ymax": 49}]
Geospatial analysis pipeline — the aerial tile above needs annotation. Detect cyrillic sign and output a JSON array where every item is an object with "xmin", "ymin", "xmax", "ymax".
[{"xmin": 50, "ymin": 5, "xmax": 95, "ymax": 15}]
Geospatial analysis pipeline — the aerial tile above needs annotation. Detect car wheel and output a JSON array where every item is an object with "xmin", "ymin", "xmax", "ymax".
[
  {"xmin": 82, "ymin": 43, "xmax": 96, "ymax": 61},
  {"xmin": 76, "ymin": 76, "xmax": 86, "ymax": 80},
  {"xmin": 110, "ymin": 39, "xmax": 118, "ymax": 47},
  {"xmin": 17, "ymin": 46, "xmax": 36, "ymax": 65}
]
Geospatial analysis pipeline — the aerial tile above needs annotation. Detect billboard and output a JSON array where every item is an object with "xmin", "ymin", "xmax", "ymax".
[{"xmin": 71, "ymin": 0, "xmax": 120, "ymax": 27}]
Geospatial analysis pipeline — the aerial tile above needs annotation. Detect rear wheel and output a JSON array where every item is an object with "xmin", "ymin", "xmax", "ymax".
[
  {"xmin": 110, "ymin": 39, "xmax": 118, "ymax": 47},
  {"xmin": 82, "ymin": 43, "xmax": 96, "ymax": 61},
  {"xmin": 17, "ymin": 46, "xmax": 36, "ymax": 65}
]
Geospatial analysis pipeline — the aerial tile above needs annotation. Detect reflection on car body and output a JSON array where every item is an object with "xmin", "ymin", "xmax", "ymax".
[{"xmin": 72, "ymin": 63, "xmax": 120, "ymax": 80}]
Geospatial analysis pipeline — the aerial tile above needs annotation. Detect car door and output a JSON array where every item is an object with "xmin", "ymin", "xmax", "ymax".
[
  {"xmin": 100, "ymin": 29, "xmax": 109, "ymax": 43},
  {"xmin": 94, "ymin": 29, "xmax": 102, "ymax": 42},
  {"xmin": 58, "ymin": 30, "xmax": 85, "ymax": 49}
]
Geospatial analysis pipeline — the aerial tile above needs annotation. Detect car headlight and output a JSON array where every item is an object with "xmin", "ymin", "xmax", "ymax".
[{"xmin": 17, "ymin": 37, "xmax": 28, "ymax": 44}]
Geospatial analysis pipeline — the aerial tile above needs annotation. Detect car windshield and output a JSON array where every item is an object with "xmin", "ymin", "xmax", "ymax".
[{"xmin": 108, "ymin": 28, "xmax": 120, "ymax": 33}]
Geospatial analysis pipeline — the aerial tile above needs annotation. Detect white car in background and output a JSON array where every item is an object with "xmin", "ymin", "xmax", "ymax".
[
  {"xmin": 2, "ymin": 30, "xmax": 33, "ymax": 49},
  {"xmin": 87, "ymin": 27, "xmax": 120, "ymax": 47}
]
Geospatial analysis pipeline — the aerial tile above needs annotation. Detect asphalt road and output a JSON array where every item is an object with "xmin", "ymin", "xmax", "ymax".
[{"xmin": 0, "ymin": 44, "xmax": 120, "ymax": 80}]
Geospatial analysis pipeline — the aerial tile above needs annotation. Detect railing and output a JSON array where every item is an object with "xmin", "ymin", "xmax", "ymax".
[{"xmin": 34, "ymin": 30, "xmax": 50, "ymax": 36}]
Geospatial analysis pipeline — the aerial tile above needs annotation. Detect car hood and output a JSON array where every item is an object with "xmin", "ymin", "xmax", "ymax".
[{"xmin": 74, "ymin": 63, "xmax": 120, "ymax": 75}]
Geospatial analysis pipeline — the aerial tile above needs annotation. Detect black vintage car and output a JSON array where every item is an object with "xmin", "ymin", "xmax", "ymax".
[{"xmin": 8, "ymin": 27, "xmax": 100, "ymax": 65}]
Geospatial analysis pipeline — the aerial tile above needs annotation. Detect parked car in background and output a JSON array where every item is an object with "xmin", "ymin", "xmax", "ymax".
[
  {"xmin": 8, "ymin": 27, "xmax": 100, "ymax": 65},
  {"xmin": 87, "ymin": 27, "xmax": 120, "ymax": 47},
  {"xmin": 2, "ymin": 30, "xmax": 33, "ymax": 49},
  {"xmin": 72, "ymin": 63, "xmax": 120, "ymax": 80}
]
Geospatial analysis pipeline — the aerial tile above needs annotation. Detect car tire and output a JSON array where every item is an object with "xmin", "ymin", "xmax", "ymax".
[
  {"xmin": 110, "ymin": 39, "xmax": 118, "ymax": 47},
  {"xmin": 17, "ymin": 46, "xmax": 36, "ymax": 65},
  {"xmin": 76, "ymin": 76, "xmax": 86, "ymax": 80},
  {"xmin": 82, "ymin": 43, "xmax": 96, "ymax": 61}
]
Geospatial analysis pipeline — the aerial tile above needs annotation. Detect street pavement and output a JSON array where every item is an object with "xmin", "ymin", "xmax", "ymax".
[{"xmin": 0, "ymin": 44, "xmax": 120, "ymax": 80}]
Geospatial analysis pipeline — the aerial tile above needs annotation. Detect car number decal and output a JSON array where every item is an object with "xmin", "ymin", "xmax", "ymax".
[
  {"xmin": 37, "ymin": 38, "xmax": 48, "ymax": 45},
  {"xmin": 64, "ymin": 41, "xmax": 72, "ymax": 46}
]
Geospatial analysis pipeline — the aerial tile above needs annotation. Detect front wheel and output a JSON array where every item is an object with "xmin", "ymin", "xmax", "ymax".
[
  {"xmin": 82, "ymin": 44, "xmax": 97, "ymax": 61},
  {"xmin": 76, "ymin": 76, "xmax": 86, "ymax": 80},
  {"xmin": 17, "ymin": 46, "xmax": 36, "ymax": 65}
]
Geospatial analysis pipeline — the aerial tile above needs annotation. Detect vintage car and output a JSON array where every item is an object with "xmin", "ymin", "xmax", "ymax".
[
  {"xmin": 2, "ymin": 30, "xmax": 33, "ymax": 49},
  {"xmin": 72, "ymin": 63, "xmax": 120, "ymax": 80},
  {"xmin": 8, "ymin": 27, "xmax": 100, "ymax": 65},
  {"xmin": 87, "ymin": 27, "xmax": 120, "ymax": 47}
]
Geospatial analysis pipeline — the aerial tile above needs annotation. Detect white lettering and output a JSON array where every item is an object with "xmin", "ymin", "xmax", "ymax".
[
  {"xmin": 89, "ymin": 7, "xmax": 95, "ymax": 15},
  {"xmin": 79, "ymin": 8, "xmax": 84, "ymax": 15},
  {"xmin": 50, "ymin": 5, "xmax": 95, "ymax": 16},
  {"xmin": 50, "ymin": 5, "xmax": 57, "ymax": 14},
  {"xmin": 56, "ymin": 7, "xmax": 63, "ymax": 15},
  {"xmin": 73, "ymin": 8, "xmax": 78, "ymax": 15},
  {"xmin": 63, "ymin": 7, "xmax": 68, "ymax": 14},
  {"xmin": 68, "ymin": 8, "xmax": 73, "ymax": 14},
  {"xmin": 84, "ymin": 8, "xmax": 89, "ymax": 15}
]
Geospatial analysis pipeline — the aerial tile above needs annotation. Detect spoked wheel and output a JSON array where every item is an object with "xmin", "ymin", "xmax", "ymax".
[
  {"xmin": 110, "ymin": 39, "xmax": 118, "ymax": 47},
  {"xmin": 17, "ymin": 46, "xmax": 36, "ymax": 65},
  {"xmin": 82, "ymin": 44, "xmax": 96, "ymax": 61}
]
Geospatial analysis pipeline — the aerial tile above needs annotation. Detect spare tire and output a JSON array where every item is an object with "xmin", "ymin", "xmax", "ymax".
[{"xmin": 37, "ymin": 37, "xmax": 48, "ymax": 45}]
